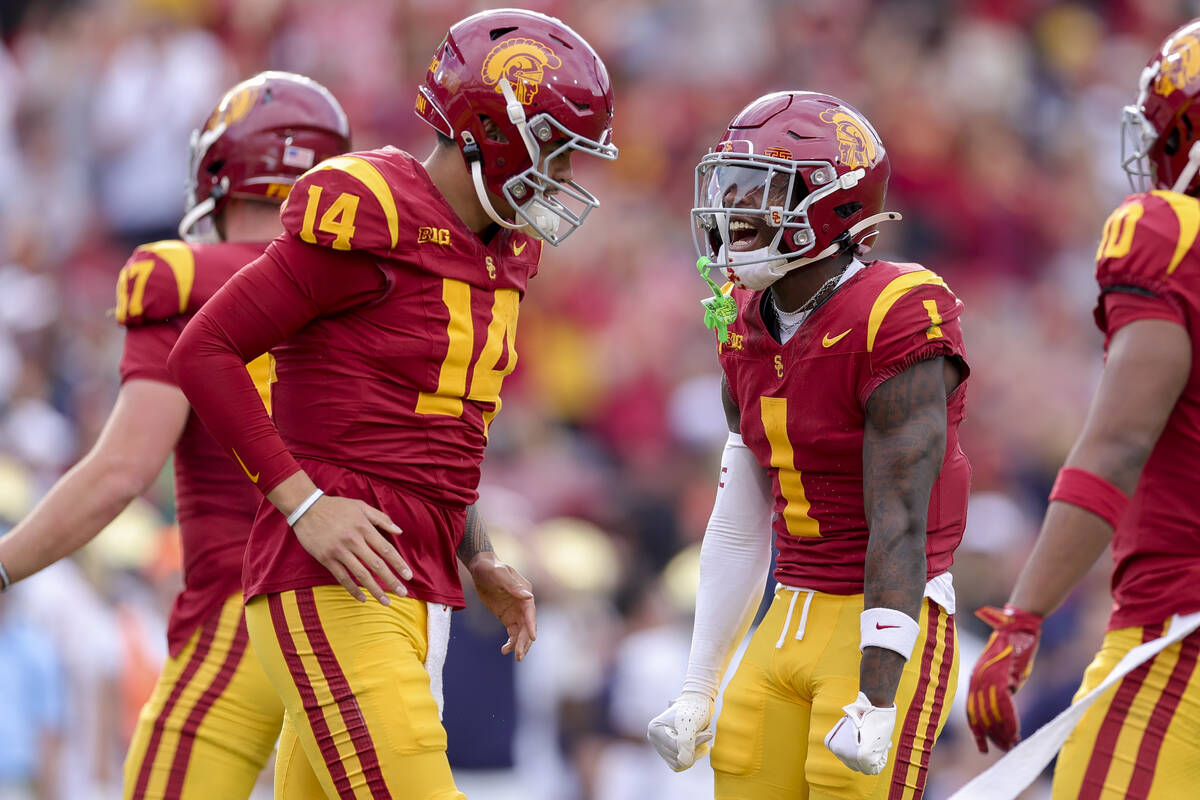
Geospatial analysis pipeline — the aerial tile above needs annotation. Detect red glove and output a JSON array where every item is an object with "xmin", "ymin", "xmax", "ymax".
[{"xmin": 967, "ymin": 604, "xmax": 1043, "ymax": 753}]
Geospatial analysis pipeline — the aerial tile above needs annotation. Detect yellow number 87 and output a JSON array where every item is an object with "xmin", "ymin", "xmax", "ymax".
[{"xmin": 1096, "ymin": 202, "xmax": 1145, "ymax": 261}]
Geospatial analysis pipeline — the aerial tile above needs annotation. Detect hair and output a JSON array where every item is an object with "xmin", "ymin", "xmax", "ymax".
[{"xmin": 436, "ymin": 131, "xmax": 454, "ymax": 147}]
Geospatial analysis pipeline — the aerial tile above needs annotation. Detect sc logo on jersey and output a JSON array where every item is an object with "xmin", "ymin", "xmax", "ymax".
[{"xmin": 417, "ymin": 227, "xmax": 451, "ymax": 246}]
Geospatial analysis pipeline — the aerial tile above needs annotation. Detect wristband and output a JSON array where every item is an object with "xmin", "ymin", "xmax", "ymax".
[
  {"xmin": 286, "ymin": 489, "xmax": 325, "ymax": 527},
  {"xmin": 1049, "ymin": 466, "xmax": 1128, "ymax": 530},
  {"xmin": 0, "ymin": 559, "xmax": 11, "ymax": 592},
  {"xmin": 860, "ymin": 607, "xmax": 920, "ymax": 661}
]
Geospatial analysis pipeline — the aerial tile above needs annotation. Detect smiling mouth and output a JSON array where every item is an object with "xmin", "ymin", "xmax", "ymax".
[{"xmin": 728, "ymin": 217, "xmax": 766, "ymax": 251}]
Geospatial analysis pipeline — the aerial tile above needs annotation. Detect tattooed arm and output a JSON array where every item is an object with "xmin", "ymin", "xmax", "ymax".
[
  {"xmin": 457, "ymin": 504, "xmax": 496, "ymax": 565},
  {"xmin": 859, "ymin": 357, "xmax": 954, "ymax": 706},
  {"xmin": 459, "ymin": 503, "xmax": 537, "ymax": 660}
]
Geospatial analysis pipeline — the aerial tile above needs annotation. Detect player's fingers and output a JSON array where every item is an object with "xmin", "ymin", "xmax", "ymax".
[
  {"xmin": 362, "ymin": 525, "xmax": 413, "ymax": 584},
  {"xmin": 521, "ymin": 594, "xmax": 537, "ymax": 642},
  {"xmin": 360, "ymin": 502, "xmax": 403, "ymax": 536},
  {"xmin": 341, "ymin": 546, "xmax": 392, "ymax": 605},
  {"xmin": 325, "ymin": 561, "xmax": 366, "ymax": 603}
]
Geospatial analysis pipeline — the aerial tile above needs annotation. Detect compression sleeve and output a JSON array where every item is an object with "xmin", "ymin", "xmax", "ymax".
[
  {"xmin": 681, "ymin": 432, "xmax": 775, "ymax": 699},
  {"xmin": 168, "ymin": 235, "xmax": 387, "ymax": 494}
]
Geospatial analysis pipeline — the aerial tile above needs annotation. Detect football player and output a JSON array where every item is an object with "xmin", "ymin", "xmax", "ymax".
[
  {"xmin": 647, "ymin": 91, "xmax": 970, "ymax": 800},
  {"xmin": 967, "ymin": 20, "xmax": 1200, "ymax": 799},
  {"xmin": 165, "ymin": 9, "xmax": 617, "ymax": 798},
  {"xmin": 0, "ymin": 72, "xmax": 349, "ymax": 799}
]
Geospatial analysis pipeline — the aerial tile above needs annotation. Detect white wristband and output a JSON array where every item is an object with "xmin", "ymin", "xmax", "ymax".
[
  {"xmin": 286, "ymin": 489, "xmax": 325, "ymax": 527},
  {"xmin": 860, "ymin": 607, "xmax": 920, "ymax": 661}
]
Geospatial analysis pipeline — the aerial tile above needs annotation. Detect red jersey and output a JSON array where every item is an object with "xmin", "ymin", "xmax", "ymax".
[
  {"xmin": 1093, "ymin": 190, "xmax": 1200, "ymax": 630},
  {"xmin": 170, "ymin": 148, "xmax": 542, "ymax": 605},
  {"xmin": 115, "ymin": 239, "xmax": 272, "ymax": 655},
  {"xmin": 718, "ymin": 261, "xmax": 971, "ymax": 595}
]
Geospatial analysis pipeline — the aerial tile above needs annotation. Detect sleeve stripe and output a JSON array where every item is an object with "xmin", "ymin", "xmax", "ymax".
[
  {"xmin": 140, "ymin": 240, "xmax": 196, "ymax": 313},
  {"xmin": 866, "ymin": 270, "xmax": 947, "ymax": 353},
  {"xmin": 1149, "ymin": 190, "xmax": 1200, "ymax": 274},
  {"xmin": 308, "ymin": 156, "xmax": 399, "ymax": 249}
]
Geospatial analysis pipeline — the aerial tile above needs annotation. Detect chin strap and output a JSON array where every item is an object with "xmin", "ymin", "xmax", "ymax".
[
  {"xmin": 468, "ymin": 158, "xmax": 526, "ymax": 231},
  {"xmin": 775, "ymin": 211, "xmax": 902, "ymax": 277},
  {"xmin": 178, "ymin": 196, "xmax": 217, "ymax": 242}
]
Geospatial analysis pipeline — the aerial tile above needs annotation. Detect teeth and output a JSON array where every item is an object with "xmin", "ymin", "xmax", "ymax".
[{"xmin": 730, "ymin": 221, "xmax": 754, "ymax": 231}]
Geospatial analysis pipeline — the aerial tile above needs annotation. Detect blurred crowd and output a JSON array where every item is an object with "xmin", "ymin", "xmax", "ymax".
[{"xmin": 0, "ymin": 0, "xmax": 1194, "ymax": 798}]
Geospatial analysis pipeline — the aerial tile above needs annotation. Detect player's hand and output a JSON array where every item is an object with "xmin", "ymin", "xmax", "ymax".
[
  {"xmin": 824, "ymin": 691, "xmax": 896, "ymax": 775},
  {"xmin": 291, "ymin": 495, "xmax": 413, "ymax": 604},
  {"xmin": 467, "ymin": 552, "xmax": 536, "ymax": 661},
  {"xmin": 967, "ymin": 604, "xmax": 1043, "ymax": 753},
  {"xmin": 647, "ymin": 691, "xmax": 715, "ymax": 772}
]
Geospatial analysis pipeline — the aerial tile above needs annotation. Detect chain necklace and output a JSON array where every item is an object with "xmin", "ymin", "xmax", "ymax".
[{"xmin": 768, "ymin": 262, "xmax": 850, "ymax": 337}]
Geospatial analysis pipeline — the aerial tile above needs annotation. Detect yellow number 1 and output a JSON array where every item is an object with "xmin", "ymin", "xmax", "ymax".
[{"xmin": 760, "ymin": 396, "xmax": 820, "ymax": 537}]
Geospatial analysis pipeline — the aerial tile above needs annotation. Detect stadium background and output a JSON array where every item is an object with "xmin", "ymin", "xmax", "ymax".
[{"xmin": 0, "ymin": 0, "xmax": 1193, "ymax": 797}]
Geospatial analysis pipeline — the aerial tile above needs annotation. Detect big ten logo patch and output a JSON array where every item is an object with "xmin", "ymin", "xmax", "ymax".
[{"xmin": 417, "ymin": 227, "xmax": 451, "ymax": 246}]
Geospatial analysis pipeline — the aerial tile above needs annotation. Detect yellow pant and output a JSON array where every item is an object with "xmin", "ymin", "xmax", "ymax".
[
  {"xmin": 245, "ymin": 586, "xmax": 464, "ymax": 800},
  {"xmin": 712, "ymin": 589, "xmax": 958, "ymax": 800},
  {"xmin": 123, "ymin": 593, "xmax": 283, "ymax": 799},
  {"xmin": 1052, "ymin": 624, "xmax": 1200, "ymax": 799}
]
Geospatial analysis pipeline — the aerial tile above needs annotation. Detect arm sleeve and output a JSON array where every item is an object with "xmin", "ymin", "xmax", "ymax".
[
  {"xmin": 681, "ymin": 432, "xmax": 775, "ymax": 699},
  {"xmin": 168, "ymin": 234, "xmax": 388, "ymax": 494},
  {"xmin": 119, "ymin": 321, "xmax": 184, "ymax": 385}
]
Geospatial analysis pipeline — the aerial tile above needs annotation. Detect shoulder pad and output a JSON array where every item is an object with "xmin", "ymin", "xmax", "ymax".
[
  {"xmin": 865, "ymin": 267, "xmax": 962, "ymax": 355},
  {"xmin": 1096, "ymin": 191, "xmax": 1200, "ymax": 288},
  {"xmin": 115, "ymin": 240, "xmax": 196, "ymax": 326},
  {"xmin": 281, "ymin": 152, "xmax": 403, "ymax": 255}
]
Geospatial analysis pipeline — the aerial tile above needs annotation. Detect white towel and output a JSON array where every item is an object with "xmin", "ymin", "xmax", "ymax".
[{"xmin": 424, "ymin": 602, "xmax": 452, "ymax": 719}]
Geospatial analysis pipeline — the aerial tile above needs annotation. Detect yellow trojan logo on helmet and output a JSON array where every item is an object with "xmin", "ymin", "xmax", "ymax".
[
  {"xmin": 819, "ymin": 107, "xmax": 879, "ymax": 169},
  {"xmin": 1155, "ymin": 34, "xmax": 1200, "ymax": 97},
  {"xmin": 482, "ymin": 38, "xmax": 562, "ymax": 105},
  {"xmin": 205, "ymin": 82, "xmax": 261, "ymax": 133}
]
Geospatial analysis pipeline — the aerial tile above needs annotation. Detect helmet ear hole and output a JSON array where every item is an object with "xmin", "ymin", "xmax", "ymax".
[
  {"xmin": 207, "ymin": 159, "xmax": 225, "ymax": 176},
  {"xmin": 479, "ymin": 115, "xmax": 508, "ymax": 143},
  {"xmin": 834, "ymin": 201, "xmax": 862, "ymax": 219}
]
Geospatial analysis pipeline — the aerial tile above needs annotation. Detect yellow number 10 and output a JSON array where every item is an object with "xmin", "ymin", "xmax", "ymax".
[
  {"xmin": 1097, "ymin": 202, "xmax": 1145, "ymax": 260},
  {"xmin": 416, "ymin": 279, "xmax": 519, "ymax": 435}
]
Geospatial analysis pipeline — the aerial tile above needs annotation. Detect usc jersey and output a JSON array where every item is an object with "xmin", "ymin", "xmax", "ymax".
[
  {"xmin": 174, "ymin": 147, "xmax": 542, "ymax": 605},
  {"xmin": 717, "ymin": 261, "xmax": 971, "ymax": 594},
  {"xmin": 1093, "ymin": 190, "xmax": 1200, "ymax": 631},
  {"xmin": 116, "ymin": 239, "xmax": 272, "ymax": 655}
]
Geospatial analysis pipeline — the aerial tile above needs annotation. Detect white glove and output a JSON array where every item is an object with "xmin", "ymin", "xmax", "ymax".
[
  {"xmin": 646, "ymin": 691, "xmax": 715, "ymax": 771},
  {"xmin": 823, "ymin": 692, "xmax": 897, "ymax": 775}
]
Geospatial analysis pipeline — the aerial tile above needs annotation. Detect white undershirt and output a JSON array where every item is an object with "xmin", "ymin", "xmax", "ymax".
[{"xmin": 773, "ymin": 258, "xmax": 866, "ymax": 344}]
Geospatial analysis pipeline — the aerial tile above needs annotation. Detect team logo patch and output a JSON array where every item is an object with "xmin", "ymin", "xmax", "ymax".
[
  {"xmin": 819, "ymin": 107, "xmax": 880, "ymax": 169},
  {"xmin": 764, "ymin": 146, "xmax": 793, "ymax": 160},
  {"xmin": 1155, "ymin": 34, "xmax": 1200, "ymax": 96},
  {"xmin": 482, "ymin": 38, "xmax": 562, "ymax": 104},
  {"xmin": 204, "ymin": 83, "xmax": 260, "ymax": 133}
]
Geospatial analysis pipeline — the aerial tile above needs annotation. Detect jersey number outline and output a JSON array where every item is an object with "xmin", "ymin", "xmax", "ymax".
[
  {"xmin": 1096, "ymin": 202, "xmax": 1145, "ymax": 261},
  {"xmin": 115, "ymin": 259, "xmax": 156, "ymax": 323},
  {"xmin": 299, "ymin": 185, "xmax": 360, "ymax": 251},
  {"xmin": 760, "ymin": 396, "xmax": 820, "ymax": 537},
  {"xmin": 416, "ymin": 279, "xmax": 519, "ymax": 436}
]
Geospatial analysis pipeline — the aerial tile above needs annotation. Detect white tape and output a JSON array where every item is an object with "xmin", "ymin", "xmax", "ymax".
[
  {"xmin": 424, "ymin": 602, "xmax": 452, "ymax": 719},
  {"xmin": 947, "ymin": 609, "xmax": 1200, "ymax": 799}
]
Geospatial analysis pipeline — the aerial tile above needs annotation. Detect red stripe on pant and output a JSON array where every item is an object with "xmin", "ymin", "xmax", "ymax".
[
  {"xmin": 912, "ymin": 614, "xmax": 955, "ymax": 798},
  {"xmin": 889, "ymin": 603, "xmax": 941, "ymax": 800},
  {"xmin": 1124, "ymin": 631, "xmax": 1200, "ymax": 799},
  {"xmin": 130, "ymin": 613, "xmax": 222, "ymax": 799},
  {"xmin": 163, "ymin": 615, "xmax": 250, "ymax": 797},
  {"xmin": 1078, "ymin": 623, "xmax": 1166, "ymax": 800},
  {"xmin": 295, "ymin": 588, "xmax": 393, "ymax": 800},
  {"xmin": 269, "ymin": 593, "xmax": 356, "ymax": 800}
]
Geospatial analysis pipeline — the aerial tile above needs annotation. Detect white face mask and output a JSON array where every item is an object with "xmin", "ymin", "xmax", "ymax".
[{"xmin": 716, "ymin": 244, "xmax": 793, "ymax": 291}]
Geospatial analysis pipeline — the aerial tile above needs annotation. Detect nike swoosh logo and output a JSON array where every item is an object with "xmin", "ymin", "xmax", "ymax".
[
  {"xmin": 512, "ymin": 240, "xmax": 527, "ymax": 256},
  {"xmin": 232, "ymin": 449, "xmax": 260, "ymax": 484},
  {"xmin": 875, "ymin": 623, "xmax": 901, "ymax": 630},
  {"xmin": 822, "ymin": 329, "xmax": 852, "ymax": 348}
]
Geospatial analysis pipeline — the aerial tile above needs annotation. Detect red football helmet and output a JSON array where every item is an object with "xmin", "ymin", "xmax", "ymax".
[
  {"xmin": 1122, "ymin": 20, "xmax": 1200, "ymax": 195},
  {"xmin": 180, "ymin": 71, "xmax": 350, "ymax": 241},
  {"xmin": 692, "ymin": 91, "xmax": 899, "ymax": 291},
  {"xmin": 415, "ymin": 8, "xmax": 617, "ymax": 245}
]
